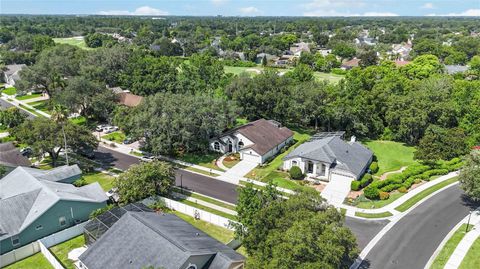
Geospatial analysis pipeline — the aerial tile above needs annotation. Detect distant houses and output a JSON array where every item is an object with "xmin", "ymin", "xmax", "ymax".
[
  {"xmin": 0, "ymin": 142, "xmax": 31, "ymax": 173},
  {"xmin": 108, "ymin": 86, "xmax": 144, "ymax": 107},
  {"xmin": 0, "ymin": 165, "xmax": 107, "ymax": 254},
  {"xmin": 3, "ymin": 64, "xmax": 26, "ymax": 86},
  {"xmin": 341, "ymin": 58, "xmax": 360, "ymax": 70}
]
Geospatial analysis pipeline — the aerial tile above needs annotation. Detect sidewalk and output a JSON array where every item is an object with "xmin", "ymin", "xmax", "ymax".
[
  {"xmin": 1, "ymin": 94, "xmax": 51, "ymax": 118},
  {"xmin": 444, "ymin": 210, "xmax": 480, "ymax": 269}
]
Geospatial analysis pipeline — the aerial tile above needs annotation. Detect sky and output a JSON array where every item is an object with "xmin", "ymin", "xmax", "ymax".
[{"xmin": 1, "ymin": 0, "xmax": 479, "ymax": 17}]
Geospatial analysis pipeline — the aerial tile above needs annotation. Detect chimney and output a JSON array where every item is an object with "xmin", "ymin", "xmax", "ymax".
[{"xmin": 350, "ymin": 136, "xmax": 356, "ymax": 143}]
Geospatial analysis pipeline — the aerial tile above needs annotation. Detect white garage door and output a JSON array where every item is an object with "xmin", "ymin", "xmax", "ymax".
[
  {"xmin": 321, "ymin": 173, "xmax": 354, "ymax": 205},
  {"xmin": 241, "ymin": 152, "xmax": 261, "ymax": 164}
]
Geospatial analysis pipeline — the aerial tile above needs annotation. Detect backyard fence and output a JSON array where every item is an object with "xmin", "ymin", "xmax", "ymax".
[
  {"xmin": 142, "ymin": 196, "xmax": 238, "ymax": 230},
  {"xmin": 0, "ymin": 222, "xmax": 88, "ymax": 268}
]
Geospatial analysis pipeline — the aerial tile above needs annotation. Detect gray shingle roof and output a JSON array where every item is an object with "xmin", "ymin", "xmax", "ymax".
[
  {"xmin": 4, "ymin": 64, "xmax": 26, "ymax": 82},
  {"xmin": 0, "ymin": 142, "xmax": 31, "ymax": 167},
  {"xmin": 79, "ymin": 212, "xmax": 245, "ymax": 269},
  {"xmin": 284, "ymin": 136, "xmax": 373, "ymax": 178},
  {"xmin": 0, "ymin": 166, "xmax": 107, "ymax": 240}
]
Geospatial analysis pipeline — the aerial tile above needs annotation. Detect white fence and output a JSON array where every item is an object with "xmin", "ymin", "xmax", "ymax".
[
  {"xmin": 142, "ymin": 196, "xmax": 237, "ymax": 230},
  {"xmin": 39, "ymin": 241, "xmax": 64, "ymax": 269},
  {"xmin": 0, "ymin": 222, "xmax": 88, "ymax": 268}
]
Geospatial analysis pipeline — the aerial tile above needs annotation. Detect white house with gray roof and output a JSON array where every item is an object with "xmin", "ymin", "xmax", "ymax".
[
  {"xmin": 0, "ymin": 165, "xmax": 107, "ymax": 254},
  {"xmin": 282, "ymin": 135, "xmax": 373, "ymax": 182},
  {"xmin": 3, "ymin": 64, "xmax": 26, "ymax": 86}
]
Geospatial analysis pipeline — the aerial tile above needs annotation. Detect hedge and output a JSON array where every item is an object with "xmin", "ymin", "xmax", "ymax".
[
  {"xmin": 363, "ymin": 158, "xmax": 463, "ymax": 200},
  {"xmin": 351, "ymin": 173, "xmax": 373, "ymax": 191},
  {"xmin": 351, "ymin": 180, "xmax": 361, "ymax": 191},
  {"xmin": 289, "ymin": 166, "xmax": 304, "ymax": 180},
  {"xmin": 369, "ymin": 162, "xmax": 379, "ymax": 174}
]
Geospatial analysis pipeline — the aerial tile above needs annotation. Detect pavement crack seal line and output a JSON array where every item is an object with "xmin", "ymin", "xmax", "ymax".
[{"xmin": 349, "ymin": 181, "xmax": 461, "ymax": 269}]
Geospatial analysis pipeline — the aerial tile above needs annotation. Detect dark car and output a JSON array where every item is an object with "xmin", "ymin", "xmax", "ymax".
[{"xmin": 123, "ymin": 138, "xmax": 134, "ymax": 144}]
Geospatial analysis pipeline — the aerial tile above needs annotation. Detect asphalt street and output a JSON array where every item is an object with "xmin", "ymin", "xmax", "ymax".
[
  {"xmin": 0, "ymin": 98, "xmax": 36, "ymax": 119},
  {"xmin": 359, "ymin": 185, "xmax": 478, "ymax": 269},
  {"xmin": 94, "ymin": 145, "xmax": 385, "ymax": 250}
]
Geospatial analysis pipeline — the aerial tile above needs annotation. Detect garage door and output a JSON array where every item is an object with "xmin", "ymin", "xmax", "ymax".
[
  {"xmin": 321, "ymin": 173, "xmax": 354, "ymax": 205},
  {"xmin": 241, "ymin": 152, "xmax": 261, "ymax": 164}
]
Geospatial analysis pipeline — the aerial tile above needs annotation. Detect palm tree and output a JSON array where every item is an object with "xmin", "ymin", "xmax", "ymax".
[{"xmin": 51, "ymin": 105, "xmax": 70, "ymax": 166}]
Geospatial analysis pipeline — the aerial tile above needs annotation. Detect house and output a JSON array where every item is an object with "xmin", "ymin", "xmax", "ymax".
[
  {"xmin": 282, "ymin": 133, "xmax": 373, "ymax": 182},
  {"xmin": 0, "ymin": 165, "xmax": 107, "ymax": 254},
  {"xmin": 210, "ymin": 119, "xmax": 293, "ymax": 164},
  {"xmin": 117, "ymin": 92, "xmax": 143, "ymax": 107},
  {"xmin": 0, "ymin": 142, "xmax": 31, "ymax": 173},
  {"xmin": 78, "ymin": 209, "xmax": 245, "ymax": 269},
  {"xmin": 289, "ymin": 42, "xmax": 310, "ymax": 57},
  {"xmin": 341, "ymin": 58, "xmax": 360, "ymax": 70},
  {"xmin": 445, "ymin": 65, "xmax": 469, "ymax": 75},
  {"xmin": 3, "ymin": 64, "xmax": 26, "ymax": 86},
  {"xmin": 355, "ymin": 37, "xmax": 376, "ymax": 46},
  {"xmin": 389, "ymin": 42, "xmax": 412, "ymax": 60},
  {"xmin": 255, "ymin": 53, "xmax": 279, "ymax": 64}
]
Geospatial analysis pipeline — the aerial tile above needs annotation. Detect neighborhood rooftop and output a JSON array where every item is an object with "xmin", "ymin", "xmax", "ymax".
[
  {"xmin": 79, "ymin": 211, "xmax": 245, "ymax": 269},
  {"xmin": 0, "ymin": 142, "xmax": 31, "ymax": 167}
]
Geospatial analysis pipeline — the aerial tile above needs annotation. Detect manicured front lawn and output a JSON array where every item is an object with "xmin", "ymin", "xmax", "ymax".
[
  {"xmin": 395, "ymin": 177, "xmax": 459, "ymax": 212},
  {"xmin": 459, "ymin": 235, "xmax": 480, "ymax": 269},
  {"xmin": 263, "ymin": 170, "xmax": 303, "ymax": 190},
  {"xmin": 2, "ymin": 87, "xmax": 17, "ymax": 96},
  {"xmin": 81, "ymin": 172, "xmax": 115, "ymax": 191},
  {"xmin": 431, "ymin": 224, "xmax": 471, "ymax": 269},
  {"xmin": 173, "ymin": 212, "xmax": 234, "ymax": 244},
  {"xmin": 178, "ymin": 152, "xmax": 224, "ymax": 171},
  {"xmin": 354, "ymin": 211, "xmax": 393, "ymax": 218},
  {"xmin": 49, "ymin": 235, "xmax": 85, "ymax": 269},
  {"xmin": 363, "ymin": 140, "xmax": 417, "ymax": 175},
  {"xmin": 4, "ymin": 253, "xmax": 53, "ymax": 269},
  {"xmin": 354, "ymin": 192, "xmax": 406, "ymax": 209},
  {"xmin": 101, "ymin": 131, "xmax": 126, "ymax": 144},
  {"xmin": 29, "ymin": 100, "xmax": 51, "ymax": 113},
  {"xmin": 16, "ymin": 93, "xmax": 42, "ymax": 100}
]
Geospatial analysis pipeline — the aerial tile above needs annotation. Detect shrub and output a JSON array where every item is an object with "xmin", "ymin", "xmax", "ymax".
[
  {"xmin": 360, "ymin": 173, "xmax": 373, "ymax": 188},
  {"xmin": 331, "ymin": 68, "xmax": 347, "ymax": 75},
  {"xmin": 369, "ymin": 162, "xmax": 379, "ymax": 174},
  {"xmin": 364, "ymin": 186, "xmax": 380, "ymax": 200},
  {"xmin": 398, "ymin": 186, "xmax": 408, "ymax": 193},
  {"xmin": 351, "ymin": 180, "xmax": 361, "ymax": 191},
  {"xmin": 73, "ymin": 178, "xmax": 87, "ymax": 187},
  {"xmin": 289, "ymin": 166, "xmax": 304, "ymax": 180},
  {"xmin": 379, "ymin": 191, "xmax": 390, "ymax": 200}
]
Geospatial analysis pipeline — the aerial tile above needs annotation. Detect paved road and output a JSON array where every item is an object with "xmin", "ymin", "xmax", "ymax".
[
  {"xmin": 0, "ymin": 98, "xmax": 36, "ymax": 119},
  {"xmin": 359, "ymin": 185, "xmax": 478, "ymax": 269},
  {"xmin": 93, "ymin": 145, "xmax": 385, "ymax": 249}
]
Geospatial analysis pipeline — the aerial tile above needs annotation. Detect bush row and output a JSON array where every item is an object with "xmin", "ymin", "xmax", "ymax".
[
  {"xmin": 363, "ymin": 158, "xmax": 463, "ymax": 200},
  {"xmin": 351, "ymin": 173, "xmax": 373, "ymax": 191}
]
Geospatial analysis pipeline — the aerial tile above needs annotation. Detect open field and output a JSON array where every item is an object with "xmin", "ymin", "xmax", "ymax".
[{"xmin": 53, "ymin": 37, "xmax": 91, "ymax": 50}]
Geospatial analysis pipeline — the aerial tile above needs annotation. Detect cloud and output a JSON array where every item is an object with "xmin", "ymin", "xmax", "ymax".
[
  {"xmin": 98, "ymin": 6, "xmax": 168, "ymax": 16},
  {"xmin": 362, "ymin": 12, "xmax": 399, "ymax": 16},
  {"xmin": 239, "ymin": 6, "xmax": 260, "ymax": 15},
  {"xmin": 304, "ymin": 0, "xmax": 365, "ymax": 9},
  {"xmin": 211, "ymin": 0, "xmax": 228, "ymax": 5},
  {"xmin": 303, "ymin": 0, "xmax": 397, "ymax": 17},
  {"xmin": 427, "ymin": 9, "xmax": 480, "ymax": 16},
  {"xmin": 421, "ymin": 3, "xmax": 434, "ymax": 9},
  {"xmin": 304, "ymin": 10, "xmax": 398, "ymax": 17}
]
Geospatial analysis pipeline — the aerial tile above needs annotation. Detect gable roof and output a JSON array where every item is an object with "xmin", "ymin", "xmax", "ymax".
[
  {"xmin": 342, "ymin": 58, "xmax": 360, "ymax": 68},
  {"xmin": 79, "ymin": 212, "xmax": 245, "ymax": 269},
  {"xmin": 284, "ymin": 136, "xmax": 373, "ymax": 178},
  {"xmin": 0, "ymin": 166, "xmax": 107, "ymax": 240},
  {"xmin": 0, "ymin": 142, "xmax": 31, "ymax": 167},
  {"xmin": 224, "ymin": 119, "xmax": 293, "ymax": 156},
  {"xmin": 4, "ymin": 64, "xmax": 26, "ymax": 82},
  {"xmin": 118, "ymin": 92, "xmax": 143, "ymax": 107}
]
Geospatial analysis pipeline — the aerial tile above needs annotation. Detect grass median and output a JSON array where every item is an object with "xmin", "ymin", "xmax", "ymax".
[
  {"xmin": 355, "ymin": 211, "xmax": 393, "ymax": 219},
  {"xmin": 395, "ymin": 177, "xmax": 459, "ymax": 212},
  {"xmin": 431, "ymin": 224, "xmax": 472, "ymax": 269},
  {"xmin": 459, "ymin": 235, "xmax": 480, "ymax": 269}
]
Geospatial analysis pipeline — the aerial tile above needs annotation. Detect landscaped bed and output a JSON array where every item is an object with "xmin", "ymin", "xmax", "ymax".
[
  {"xmin": 431, "ymin": 224, "xmax": 472, "ymax": 269},
  {"xmin": 4, "ymin": 253, "xmax": 53, "ymax": 269},
  {"xmin": 49, "ymin": 235, "xmax": 85, "ymax": 269},
  {"xmin": 223, "ymin": 153, "xmax": 241, "ymax": 168}
]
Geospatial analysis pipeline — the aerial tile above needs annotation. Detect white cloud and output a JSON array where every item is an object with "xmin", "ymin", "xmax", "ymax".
[
  {"xmin": 98, "ymin": 6, "xmax": 168, "ymax": 16},
  {"xmin": 211, "ymin": 0, "xmax": 228, "ymax": 5},
  {"xmin": 304, "ymin": 0, "xmax": 365, "ymax": 9},
  {"xmin": 421, "ymin": 3, "xmax": 434, "ymax": 9},
  {"xmin": 304, "ymin": 10, "xmax": 398, "ymax": 17},
  {"xmin": 362, "ymin": 12, "xmax": 399, "ymax": 17},
  {"xmin": 239, "ymin": 6, "xmax": 260, "ymax": 15},
  {"xmin": 427, "ymin": 9, "xmax": 480, "ymax": 16},
  {"xmin": 303, "ymin": 0, "xmax": 397, "ymax": 17}
]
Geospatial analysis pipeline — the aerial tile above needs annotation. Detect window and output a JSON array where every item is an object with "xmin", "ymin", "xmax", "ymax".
[
  {"xmin": 238, "ymin": 141, "xmax": 244, "ymax": 148},
  {"xmin": 11, "ymin": 236, "xmax": 19, "ymax": 246},
  {"xmin": 59, "ymin": 216, "xmax": 66, "ymax": 227},
  {"xmin": 292, "ymin": 160, "xmax": 297, "ymax": 166},
  {"xmin": 35, "ymin": 225, "xmax": 43, "ymax": 230},
  {"xmin": 186, "ymin": 265, "xmax": 197, "ymax": 269},
  {"xmin": 214, "ymin": 141, "xmax": 220, "ymax": 151}
]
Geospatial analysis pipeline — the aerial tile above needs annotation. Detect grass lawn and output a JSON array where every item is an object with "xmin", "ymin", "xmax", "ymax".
[
  {"xmin": 81, "ymin": 172, "xmax": 115, "ymax": 191},
  {"xmin": 49, "ymin": 235, "xmax": 85, "ymax": 269},
  {"xmin": 16, "ymin": 93, "xmax": 42, "ymax": 100},
  {"xmin": 174, "ymin": 187, "xmax": 236, "ymax": 210},
  {"xmin": 355, "ymin": 192, "xmax": 405, "ymax": 209},
  {"xmin": 395, "ymin": 177, "xmax": 459, "ymax": 212},
  {"xmin": 459, "ymin": 235, "xmax": 480, "ymax": 269},
  {"xmin": 53, "ymin": 37, "xmax": 91, "ymax": 50},
  {"xmin": 29, "ymin": 100, "xmax": 51, "ymax": 113},
  {"xmin": 184, "ymin": 166, "xmax": 220, "ymax": 176},
  {"xmin": 69, "ymin": 116, "xmax": 87, "ymax": 126},
  {"xmin": 431, "ymin": 224, "xmax": 472, "ymax": 269},
  {"xmin": 224, "ymin": 66, "xmax": 263, "ymax": 76},
  {"xmin": 177, "ymin": 199, "xmax": 236, "ymax": 220},
  {"xmin": 102, "ymin": 131, "xmax": 126, "ymax": 144},
  {"xmin": 354, "ymin": 211, "xmax": 393, "ymax": 218},
  {"xmin": 178, "ymin": 152, "xmax": 224, "ymax": 171},
  {"xmin": 4, "ymin": 253, "xmax": 53, "ymax": 269},
  {"xmin": 173, "ymin": 212, "xmax": 234, "ymax": 244},
  {"xmin": 263, "ymin": 170, "xmax": 303, "ymax": 190},
  {"xmin": 313, "ymin": 71, "xmax": 344, "ymax": 83},
  {"xmin": 2, "ymin": 87, "xmax": 17, "ymax": 96},
  {"xmin": 363, "ymin": 140, "xmax": 417, "ymax": 175}
]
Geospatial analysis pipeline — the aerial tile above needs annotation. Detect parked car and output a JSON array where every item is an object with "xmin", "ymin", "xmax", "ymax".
[
  {"xmin": 20, "ymin": 147, "xmax": 33, "ymax": 157},
  {"xmin": 123, "ymin": 138, "xmax": 134, "ymax": 144},
  {"xmin": 103, "ymin": 126, "xmax": 119, "ymax": 134},
  {"xmin": 140, "ymin": 155, "xmax": 156, "ymax": 162},
  {"xmin": 95, "ymin": 125, "xmax": 107, "ymax": 132}
]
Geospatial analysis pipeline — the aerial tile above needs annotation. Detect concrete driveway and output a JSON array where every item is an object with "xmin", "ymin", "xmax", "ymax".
[
  {"xmin": 218, "ymin": 159, "xmax": 258, "ymax": 183},
  {"xmin": 321, "ymin": 174, "xmax": 353, "ymax": 205}
]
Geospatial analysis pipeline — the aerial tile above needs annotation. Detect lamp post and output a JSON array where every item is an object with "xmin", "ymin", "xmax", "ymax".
[{"xmin": 466, "ymin": 210, "xmax": 473, "ymax": 233}]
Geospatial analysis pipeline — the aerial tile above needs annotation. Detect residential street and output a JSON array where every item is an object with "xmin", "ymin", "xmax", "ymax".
[
  {"xmin": 0, "ymin": 98, "xmax": 35, "ymax": 119},
  {"xmin": 359, "ymin": 185, "xmax": 478, "ymax": 269},
  {"xmin": 93, "ymin": 145, "xmax": 386, "ymax": 250}
]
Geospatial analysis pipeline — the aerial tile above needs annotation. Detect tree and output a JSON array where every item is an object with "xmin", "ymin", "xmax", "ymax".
[
  {"xmin": 414, "ymin": 125, "xmax": 468, "ymax": 162},
  {"xmin": 85, "ymin": 33, "xmax": 116, "ymax": 48},
  {"xmin": 469, "ymin": 55, "xmax": 480, "ymax": 72},
  {"xmin": 459, "ymin": 149, "xmax": 480, "ymax": 201},
  {"xmin": 12, "ymin": 118, "xmax": 97, "ymax": 167},
  {"xmin": 359, "ymin": 50, "xmax": 379, "ymax": 67},
  {"xmin": 113, "ymin": 161, "xmax": 175, "ymax": 204},
  {"xmin": 402, "ymin": 54, "xmax": 443, "ymax": 80},
  {"xmin": 235, "ymin": 184, "xmax": 358, "ymax": 268},
  {"xmin": 0, "ymin": 107, "xmax": 27, "ymax": 128},
  {"xmin": 332, "ymin": 42, "xmax": 356, "ymax": 60},
  {"xmin": 51, "ymin": 105, "xmax": 70, "ymax": 165},
  {"xmin": 286, "ymin": 64, "xmax": 314, "ymax": 82}
]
